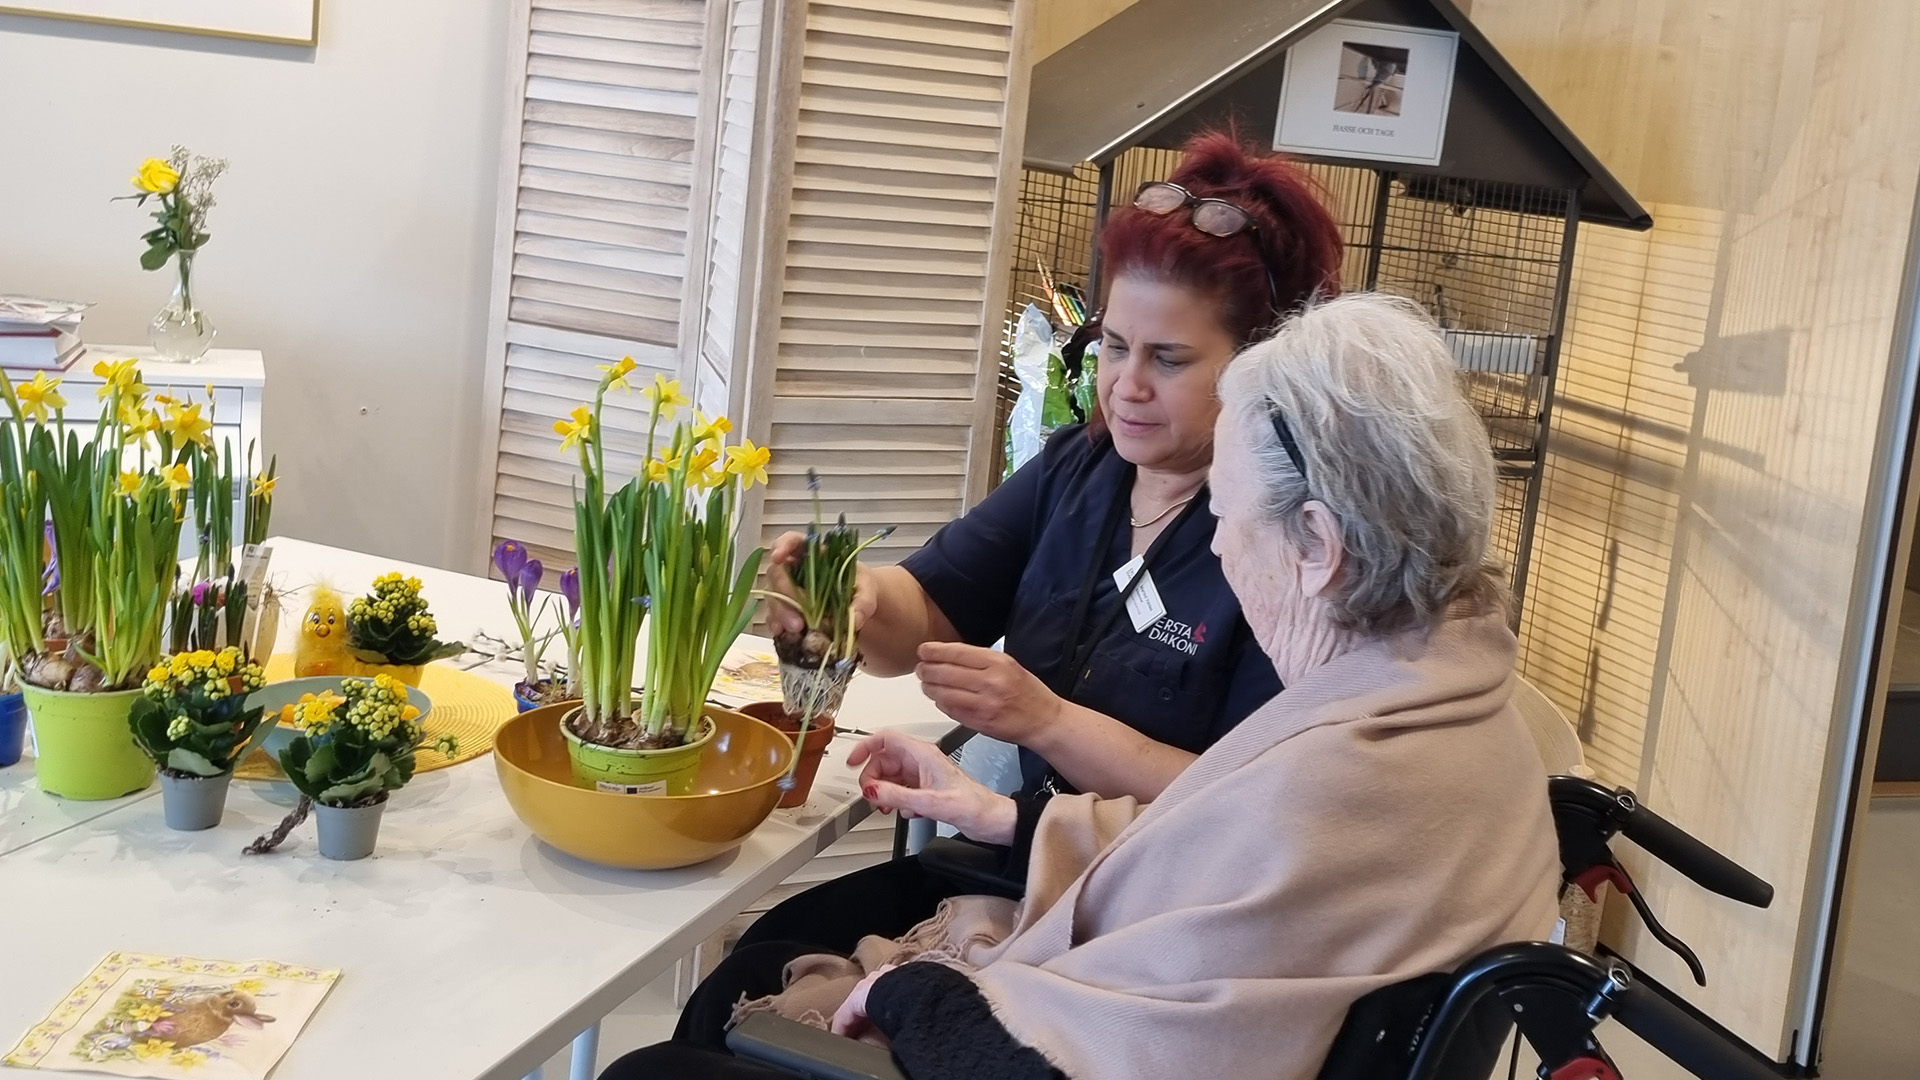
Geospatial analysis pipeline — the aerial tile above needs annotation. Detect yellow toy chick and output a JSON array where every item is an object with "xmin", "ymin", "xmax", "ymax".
[{"xmin": 293, "ymin": 584, "xmax": 353, "ymax": 677}]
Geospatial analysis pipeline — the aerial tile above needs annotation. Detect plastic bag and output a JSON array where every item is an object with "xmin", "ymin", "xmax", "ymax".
[{"xmin": 1006, "ymin": 303, "xmax": 1056, "ymax": 474}]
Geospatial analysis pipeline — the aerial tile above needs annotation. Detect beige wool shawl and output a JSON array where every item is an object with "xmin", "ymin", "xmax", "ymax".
[{"xmin": 744, "ymin": 611, "xmax": 1561, "ymax": 1079}]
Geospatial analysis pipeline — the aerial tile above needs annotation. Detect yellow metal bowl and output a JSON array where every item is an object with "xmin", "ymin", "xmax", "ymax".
[{"xmin": 495, "ymin": 702, "xmax": 794, "ymax": 870}]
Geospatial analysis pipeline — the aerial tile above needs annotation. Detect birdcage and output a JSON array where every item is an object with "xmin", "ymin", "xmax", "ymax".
[
  {"xmin": 997, "ymin": 158, "xmax": 1575, "ymax": 613},
  {"xmin": 1000, "ymin": 0, "xmax": 1649, "ymax": 623}
]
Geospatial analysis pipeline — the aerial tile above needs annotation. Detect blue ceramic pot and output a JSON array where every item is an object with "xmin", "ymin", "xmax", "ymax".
[
  {"xmin": 0, "ymin": 691, "xmax": 26, "ymax": 767},
  {"xmin": 514, "ymin": 686, "xmax": 540, "ymax": 713}
]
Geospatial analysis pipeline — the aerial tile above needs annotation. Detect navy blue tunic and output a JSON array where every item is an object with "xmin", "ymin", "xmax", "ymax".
[{"xmin": 900, "ymin": 424, "xmax": 1281, "ymax": 795}]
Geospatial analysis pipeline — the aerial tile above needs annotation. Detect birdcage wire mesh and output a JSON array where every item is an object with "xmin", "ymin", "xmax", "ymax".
[{"xmin": 994, "ymin": 159, "xmax": 1573, "ymax": 618}]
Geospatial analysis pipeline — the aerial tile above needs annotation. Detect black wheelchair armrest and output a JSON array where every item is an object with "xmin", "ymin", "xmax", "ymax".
[
  {"xmin": 916, "ymin": 835, "xmax": 1026, "ymax": 899},
  {"xmin": 727, "ymin": 1013, "xmax": 909, "ymax": 1080}
]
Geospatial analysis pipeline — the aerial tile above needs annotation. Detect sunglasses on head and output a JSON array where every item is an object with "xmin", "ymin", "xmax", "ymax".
[
  {"xmin": 1269, "ymin": 407, "xmax": 1310, "ymax": 492},
  {"xmin": 1133, "ymin": 181, "xmax": 1282, "ymax": 317}
]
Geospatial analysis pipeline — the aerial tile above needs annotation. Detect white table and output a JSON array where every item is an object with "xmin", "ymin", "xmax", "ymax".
[{"xmin": 0, "ymin": 538, "xmax": 951, "ymax": 1080}]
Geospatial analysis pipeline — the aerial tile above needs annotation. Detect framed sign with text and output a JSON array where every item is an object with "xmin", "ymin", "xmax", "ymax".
[
  {"xmin": 1274, "ymin": 19, "xmax": 1458, "ymax": 167},
  {"xmin": 0, "ymin": 0, "xmax": 318, "ymax": 45}
]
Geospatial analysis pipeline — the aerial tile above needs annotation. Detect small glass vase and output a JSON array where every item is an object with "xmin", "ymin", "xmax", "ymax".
[{"xmin": 148, "ymin": 249, "xmax": 217, "ymax": 362}]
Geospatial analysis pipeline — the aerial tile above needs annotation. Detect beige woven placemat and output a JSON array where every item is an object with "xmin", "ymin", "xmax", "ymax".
[{"xmin": 233, "ymin": 657, "xmax": 516, "ymax": 781}]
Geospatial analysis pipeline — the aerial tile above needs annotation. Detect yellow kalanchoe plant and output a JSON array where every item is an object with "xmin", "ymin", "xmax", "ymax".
[{"xmin": 557, "ymin": 358, "xmax": 767, "ymax": 750}]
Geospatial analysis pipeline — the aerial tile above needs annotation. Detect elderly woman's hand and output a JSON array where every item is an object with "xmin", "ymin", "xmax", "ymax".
[
  {"xmin": 829, "ymin": 964, "xmax": 897, "ymax": 1040},
  {"xmin": 762, "ymin": 531, "xmax": 878, "ymax": 639},
  {"xmin": 849, "ymin": 729, "xmax": 1017, "ymax": 844},
  {"xmin": 915, "ymin": 641, "xmax": 1064, "ymax": 745}
]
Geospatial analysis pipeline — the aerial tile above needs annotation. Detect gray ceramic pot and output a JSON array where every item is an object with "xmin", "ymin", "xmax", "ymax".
[
  {"xmin": 158, "ymin": 771, "xmax": 232, "ymax": 831},
  {"xmin": 314, "ymin": 797, "xmax": 387, "ymax": 860}
]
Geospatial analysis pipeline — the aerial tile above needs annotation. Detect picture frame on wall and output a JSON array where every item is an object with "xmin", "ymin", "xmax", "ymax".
[
  {"xmin": 0, "ymin": 0, "xmax": 318, "ymax": 45},
  {"xmin": 1274, "ymin": 19, "xmax": 1459, "ymax": 167}
]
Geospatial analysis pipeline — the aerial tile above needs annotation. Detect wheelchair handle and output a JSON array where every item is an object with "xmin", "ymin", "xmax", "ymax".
[
  {"xmin": 1550, "ymin": 777, "xmax": 1773, "ymax": 909},
  {"xmin": 1611, "ymin": 979, "xmax": 1782, "ymax": 1080}
]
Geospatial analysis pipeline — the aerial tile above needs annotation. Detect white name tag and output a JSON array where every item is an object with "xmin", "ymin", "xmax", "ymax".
[
  {"xmin": 1550, "ymin": 917, "xmax": 1568, "ymax": 945},
  {"xmin": 1125, "ymin": 570, "xmax": 1167, "ymax": 633},
  {"xmin": 1113, "ymin": 556, "xmax": 1166, "ymax": 633}
]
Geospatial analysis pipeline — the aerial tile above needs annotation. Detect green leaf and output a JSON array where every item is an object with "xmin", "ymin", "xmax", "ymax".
[
  {"xmin": 139, "ymin": 244, "xmax": 173, "ymax": 272},
  {"xmin": 165, "ymin": 747, "xmax": 222, "ymax": 777}
]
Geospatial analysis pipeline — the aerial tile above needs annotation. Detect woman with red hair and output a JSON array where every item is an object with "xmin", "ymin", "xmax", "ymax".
[{"xmin": 600, "ymin": 131, "xmax": 1347, "ymax": 1078}]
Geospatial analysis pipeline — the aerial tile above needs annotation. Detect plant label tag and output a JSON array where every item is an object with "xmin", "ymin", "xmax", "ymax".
[
  {"xmin": 1125, "ymin": 571, "xmax": 1166, "ymax": 633},
  {"xmin": 598, "ymin": 780, "xmax": 668, "ymax": 796},
  {"xmin": 1112, "ymin": 555, "xmax": 1145, "ymax": 591},
  {"xmin": 1550, "ymin": 917, "xmax": 1567, "ymax": 945},
  {"xmin": 239, "ymin": 544, "xmax": 272, "ymax": 589}
]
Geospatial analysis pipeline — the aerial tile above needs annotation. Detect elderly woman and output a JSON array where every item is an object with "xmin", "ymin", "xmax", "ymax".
[{"xmin": 603, "ymin": 293, "xmax": 1561, "ymax": 1080}]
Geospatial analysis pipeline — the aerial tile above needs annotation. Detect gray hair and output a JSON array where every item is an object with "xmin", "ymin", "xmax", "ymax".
[{"xmin": 1219, "ymin": 292, "xmax": 1506, "ymax": 635}]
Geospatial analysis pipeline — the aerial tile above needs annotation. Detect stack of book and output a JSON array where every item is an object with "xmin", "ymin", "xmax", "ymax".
[{"xmin": 0, "ymin": 295, "xmax": 91, "ymax": 371}]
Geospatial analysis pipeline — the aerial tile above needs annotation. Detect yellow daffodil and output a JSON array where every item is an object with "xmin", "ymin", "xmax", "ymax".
[
  {"xmin": 132, "ymin": 158, "xmax": 179, "ymax": 195},
  {"xmin": 724, "ymin": 438, "xmax": 770, "ymax": 489},
  {"xmin": 133, "ymin": 1039, "xmax": 172, "ymax": 1061},
  {"xmin": 251, "ymin": 473, "xmax": 276, "ymax": 499},
  {"xmin": 168, "ymin": 1048, "xmax": 208, "ymax": 1068},
  {"xmin": 118, "ymin": 471, "xmax": 145, "ymax": 498},
  {"xmin": 642, "ymin": 373, "xmax": 688, "ymax": 421},
  {"xmin": 118, "ymin": 399, "xmax": 161, "ymax": 444},
  {"xmin": 14, "ymin": 372, "xmax": 65, "ymax": 423},
  {"xmin": 693, "ymin": 411, "xmax": 733, "ymax": 445},
  {"xmin": 92, "ymin": 357, "xmax": 143, "ymax": 400},
  {"xmin": 165, "ymin": 401, "xmax": 213, "ymax": 448},
  {"xmin": 687, "ymin": 446, "xmax": 721, "ymax": 489},
  {"xmin": 230, "ymin": 978, "xmax": 266, "ymax": 995},
  {"xmin": 596, "ymin": 355, "xmax": 638, "ymax": 392},
  {"xmin": 644, "ymin": 451, "xmax": 679, "ymax": 485},
  {"xmin": 160, "ymin": 463, "xmax": 192, "ymax": 492},
  {"xmin": 554, "ymin": 405, "xmax": 592, "ymax": 452},
  {"xmin": 128, "ymin": 1003, "xmax": 168, "ymax": 1023}
]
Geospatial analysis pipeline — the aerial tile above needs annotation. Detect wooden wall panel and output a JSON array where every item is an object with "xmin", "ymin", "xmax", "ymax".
[{"xmin": 1476, "ymin": 0, "xmax": 1920, "ymax": 1061}]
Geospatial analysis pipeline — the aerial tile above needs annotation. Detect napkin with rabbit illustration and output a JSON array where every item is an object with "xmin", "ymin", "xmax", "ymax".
[{"xmin": 5, "ymin": 953, "xmax": 338, "ymax": 1078}]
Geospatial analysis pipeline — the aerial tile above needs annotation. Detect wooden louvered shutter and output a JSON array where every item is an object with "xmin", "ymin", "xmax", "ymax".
[
  {"xmin": 739, "ymin": 0, "xmax": 1030, "ymax": 564},
  {"xmin": 697, "ymin": 0, "xmax": 767, "ymax": 419},
  {"xmin": 478, "ymin": 0, "xmax": 710, "ymax": 569}
]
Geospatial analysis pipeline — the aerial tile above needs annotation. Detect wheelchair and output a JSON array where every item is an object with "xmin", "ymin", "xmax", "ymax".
[{"xmin": 725, "ymin": 774, "xmax": 1782, "ymax": 1080}]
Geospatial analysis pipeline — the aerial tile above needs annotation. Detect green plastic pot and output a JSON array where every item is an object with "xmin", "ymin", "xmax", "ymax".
[
  {"xmin": 20, "ymin": 685, "xmax": 154, "ymax": 800},
  {"xmin": 560, "ymin": 708, "xmax": 715, "ymax": 796}
]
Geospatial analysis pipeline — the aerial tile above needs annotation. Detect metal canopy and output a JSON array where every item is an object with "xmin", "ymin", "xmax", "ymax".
[{"xmin": 1024, "ymin": 0, "xmax": 1652, "ymax": 230}]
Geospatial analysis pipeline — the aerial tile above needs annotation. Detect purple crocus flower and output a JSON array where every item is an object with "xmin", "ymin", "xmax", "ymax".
[
  {"xmin": 191, "ymin": 581, "xmax": 211, "ymax": 606},
  {"xmin": 518, "ymin": 558, "xmax": 544, "ymax": 605},
  {"xmin": 558, "ymin": 567, "xmax": 581, "ymax": 620},
  {"xmin": 492, "ymin": 538, "xmax": 528, "ymax": 585},
  {"xmin": 41, "ymin": 557, "xmax": 57, "ymax": 596}
]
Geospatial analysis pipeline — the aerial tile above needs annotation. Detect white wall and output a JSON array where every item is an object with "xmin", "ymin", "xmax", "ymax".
[{"xmin": 0, "ymin": 0, "xmax": 505, "ymax": 572}]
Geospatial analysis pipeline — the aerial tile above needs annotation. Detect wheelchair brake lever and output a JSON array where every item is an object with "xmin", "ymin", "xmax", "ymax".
[{"xmin": 1614, "ymin": 861, "xmax": 1709, "ymax": 986}]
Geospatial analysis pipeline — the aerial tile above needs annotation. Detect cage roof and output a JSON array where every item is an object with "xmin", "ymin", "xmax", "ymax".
[{"xmin": 1025, "ymin": 0, "xmax": 1651, "ymax": 230}]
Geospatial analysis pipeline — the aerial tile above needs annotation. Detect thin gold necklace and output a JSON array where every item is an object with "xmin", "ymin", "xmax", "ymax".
[{"xmin": 1130, "ymin": 493, "xmax": 1197, "ymax": 529}]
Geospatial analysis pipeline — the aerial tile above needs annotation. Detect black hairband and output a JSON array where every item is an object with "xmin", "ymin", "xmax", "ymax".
[{"xmin": 1270, "ymin": 408, "xmax": 1309, "ymax": 489}]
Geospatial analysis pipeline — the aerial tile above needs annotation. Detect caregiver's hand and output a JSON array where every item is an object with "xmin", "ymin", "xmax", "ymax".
[
  {"xmin": 761, "ymin": 531, "xmax": 878, "ymax": 639},
  {"xmin": 850, "ymin": 730, "xmax": 1016, "ymax": 845},
  {"xmin": 916, "ymin": 641, "xmax": 1064, "ymax": 743}
]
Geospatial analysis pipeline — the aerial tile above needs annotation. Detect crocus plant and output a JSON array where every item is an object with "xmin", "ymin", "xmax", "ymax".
[
  {"xmin": 557, "ymin": 358, "xmax": 768, "ymax": 750},
  {"xmin": 493, "ymin": 539, "xmax": 560, "ymax": 696}
]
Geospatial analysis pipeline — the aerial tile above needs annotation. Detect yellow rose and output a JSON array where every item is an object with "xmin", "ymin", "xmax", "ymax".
[{"xmin": 132, "ymin": 158, "xmax": 180, "ymax": 195}]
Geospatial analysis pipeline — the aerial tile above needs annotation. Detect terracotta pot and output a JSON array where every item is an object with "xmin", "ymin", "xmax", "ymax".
[{"xmin": 741, "ymin": 701, "xmax": 836, "ymax": 808}]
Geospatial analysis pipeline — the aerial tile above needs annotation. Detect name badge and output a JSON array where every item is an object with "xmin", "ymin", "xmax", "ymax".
[{"xmin": 1113, "ymin": 556, "xmax": 1167, "ymax": 632}]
